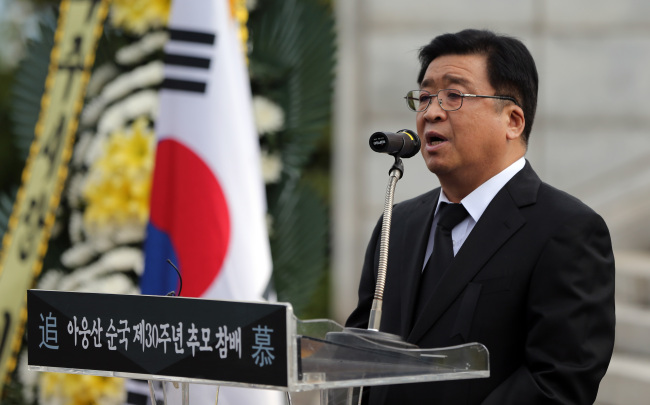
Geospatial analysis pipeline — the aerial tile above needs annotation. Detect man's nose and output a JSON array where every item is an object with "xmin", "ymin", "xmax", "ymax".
[{"xmin": 422, "ymin": 98, "xmax": 447, "ymax": 121}]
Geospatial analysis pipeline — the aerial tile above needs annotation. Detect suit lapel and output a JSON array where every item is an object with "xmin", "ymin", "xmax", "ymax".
[
  {"xmin": 398, "ymin": 189, "xmax": 440, "ymax": 336},
  {"xmin": 407, "ymin": 162, "xmax": 540, "ymax": 344}
]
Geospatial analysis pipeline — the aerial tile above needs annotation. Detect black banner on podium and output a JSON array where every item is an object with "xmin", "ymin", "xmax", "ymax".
[{"xmin": 27, "ymin": 290, "xmax": 289, "ymax": 387}]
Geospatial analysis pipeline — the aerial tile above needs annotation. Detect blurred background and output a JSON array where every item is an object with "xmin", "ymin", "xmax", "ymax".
[
  {"xmin": 0, "ymin": 0, "xmax": 649, "ymax": 403},
  {"xmin": 333, "ymin": 3, "xmax": 650, "ymax": 404}
]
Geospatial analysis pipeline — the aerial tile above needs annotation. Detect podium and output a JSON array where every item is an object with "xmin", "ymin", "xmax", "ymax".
[{"xmin": 27, "ymin": 290, "xmax": 489, "ymax": 404}]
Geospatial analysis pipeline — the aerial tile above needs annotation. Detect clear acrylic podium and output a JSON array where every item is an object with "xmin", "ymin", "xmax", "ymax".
[
  {"xmin": 27, "ymin": 290, "xmax": 489, "ymax": 405},
  {"xmin": 289, "ymin": 319, "xmax": 489, "ymax": 404}
]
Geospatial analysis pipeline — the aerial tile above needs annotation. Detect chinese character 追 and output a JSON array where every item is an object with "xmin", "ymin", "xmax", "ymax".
[
  {"xmin": 39, "ymin": 312, "xmax": 59, "ymax": 350},
  {"xmin": 251, "ymin": 325, "xmax": 275, "ymax": 367}
]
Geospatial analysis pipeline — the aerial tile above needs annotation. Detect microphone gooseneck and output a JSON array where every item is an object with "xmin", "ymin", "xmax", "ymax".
[{"xmin": 166, "ymin": 259, "xmax": 183, "ymax": 297}]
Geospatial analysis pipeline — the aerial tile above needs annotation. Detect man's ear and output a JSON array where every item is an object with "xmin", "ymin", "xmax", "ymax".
[{"xmin": 505, "ymin": 105, "xmax": 525, "ymax": 141}]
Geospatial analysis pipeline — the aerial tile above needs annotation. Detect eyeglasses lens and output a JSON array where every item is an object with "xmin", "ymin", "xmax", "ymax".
[{"xmin": 406, "ymin": 89, "xmax": 463, "ymax": 112}]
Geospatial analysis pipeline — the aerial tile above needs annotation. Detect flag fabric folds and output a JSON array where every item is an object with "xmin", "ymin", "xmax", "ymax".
[{"xmin": 139, "ymin": 0, "xmax": 282, "ymax": 403}]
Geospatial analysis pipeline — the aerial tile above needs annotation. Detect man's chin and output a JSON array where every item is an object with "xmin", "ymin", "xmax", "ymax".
[{"xmin": 424, "ymin": 159, "xmax": 448, "ymax": 175}]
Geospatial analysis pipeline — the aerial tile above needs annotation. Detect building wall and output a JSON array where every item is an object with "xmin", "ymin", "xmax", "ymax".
[{"xmin": 332, "ymin": 0, "xmax": 650, "ymax": 322}]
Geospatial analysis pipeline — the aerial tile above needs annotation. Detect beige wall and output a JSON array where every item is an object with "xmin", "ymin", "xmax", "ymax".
[{"xmin": 332, "ymin": 0, "xmax": 650, "ymax": 322}]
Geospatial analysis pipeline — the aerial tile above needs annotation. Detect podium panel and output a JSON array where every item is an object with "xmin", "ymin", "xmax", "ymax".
[{"xmin": 28, "ymin": 290, "xmax": 489, "ymax": 395}]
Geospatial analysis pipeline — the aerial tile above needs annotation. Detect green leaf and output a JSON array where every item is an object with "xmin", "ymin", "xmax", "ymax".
[
  {"xmin": 0, "ymin": 189, "xmax": 16, "ymax": 238},
  {"xmin": 10, "ymin": 8, "xmax": 57, "ymax": 160},
  {"xmin": 250, "ymin": 0, "xmax": 335, "ymax": 316},
  {"xmin": 249, "ymin": 0, "xmax": 336, "ymax": 173},
  {"xmin": 269, "ymin": 180, "xmax": 329, "ymax": 317}
]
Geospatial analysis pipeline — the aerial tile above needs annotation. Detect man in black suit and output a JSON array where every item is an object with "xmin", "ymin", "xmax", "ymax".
[{"xmin": 346, "ymin": 29, "xmax": 615, "ymax": 404}]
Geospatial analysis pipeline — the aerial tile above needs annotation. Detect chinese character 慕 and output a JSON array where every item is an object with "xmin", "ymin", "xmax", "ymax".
[{"xmin": 251, "ymin": 325, "xmax": 275, "ymax": 367}]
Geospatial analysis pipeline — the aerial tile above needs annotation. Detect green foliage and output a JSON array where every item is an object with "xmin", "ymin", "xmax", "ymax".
[
  {"xmin": 0, "ymin": 191, "xmax": 14, "ymax": 238},
  {"xmin": 268, "ymin": 181, "xmax": 329, "ymax": 316},
  {"xmin": 249, "ymin": 0, "xmax": 336, "ymax": 318},
  {"xmin": 9, "ymin": 8, "xmax": 56, "ymax": 160},
  {"xmin": 249, "ymin": 0, "xmax": 335, "ymax": 175},
  {"xmin": 0, "ymin": 8, "xmax": 56, "ymax": 239}
]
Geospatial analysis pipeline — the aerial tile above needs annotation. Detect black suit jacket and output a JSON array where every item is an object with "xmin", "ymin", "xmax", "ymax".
[{"xmin": 346, "ymin": 162, "xmax": 615, "ymax": 404}]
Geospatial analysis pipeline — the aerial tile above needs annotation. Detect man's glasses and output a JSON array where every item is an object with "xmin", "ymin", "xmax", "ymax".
[{"xmin": 404, "ymin": 89, "xmax": 519, "ymax": 112}]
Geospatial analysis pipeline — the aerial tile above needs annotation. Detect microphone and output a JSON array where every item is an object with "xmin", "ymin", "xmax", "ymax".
[
  {"xmin": 369, "ymin": 129, "xmax": 420, "ymax": 158},
  {"xmin": 166, "ymin": 259, "xmax": 183, "ymax": 297}
]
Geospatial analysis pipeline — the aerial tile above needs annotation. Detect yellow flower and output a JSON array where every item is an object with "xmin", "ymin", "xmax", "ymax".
[
  {"xmin": 40, "ymin": 372, "xmax": 125, "ymax": 405},
  {"xmin": 230, "ymin": 0, "xmax": 249, "ymax": 59},
  {"xmin": 83, "ymin": 117, "xmax": 155, "ymax": 237},
  {"xmin": 110, "ymin": 0, "xmax": 171, "ymax": 34}
]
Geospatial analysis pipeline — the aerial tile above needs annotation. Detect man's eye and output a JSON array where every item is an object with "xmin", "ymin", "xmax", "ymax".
[{"xmin": 446, "ymin": 92, "xmax": 462, "ymax": 100}]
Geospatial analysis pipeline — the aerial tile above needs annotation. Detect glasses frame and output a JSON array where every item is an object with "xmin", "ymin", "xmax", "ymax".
[{"xmin": 404, "ymin": 89, "xmax": 519, "ymax": 112}]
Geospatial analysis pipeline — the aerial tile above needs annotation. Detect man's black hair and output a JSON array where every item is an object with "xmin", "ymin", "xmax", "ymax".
[{"xmin": 418, "ymin": 29, "xmax": 538, "ymax": 144}]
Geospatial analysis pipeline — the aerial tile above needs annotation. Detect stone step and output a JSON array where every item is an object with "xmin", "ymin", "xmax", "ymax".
[
  {"xmin": 615, "ymin": 250, "xmax": 650, "ymax": 307},
  {"xmin": 596, "ymin": 353, "xmax": 650, "ymax": 405}
]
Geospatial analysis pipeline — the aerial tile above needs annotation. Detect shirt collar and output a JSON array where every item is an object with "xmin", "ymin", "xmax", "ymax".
[{"xmin": 437, "ymin": 157, "xmax": 526, "ymax": 222}]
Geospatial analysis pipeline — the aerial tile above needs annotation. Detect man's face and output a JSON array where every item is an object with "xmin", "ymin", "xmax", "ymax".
[{"xmin": 416, "ymin": 53, "xmax": 516, "ymax": 190}]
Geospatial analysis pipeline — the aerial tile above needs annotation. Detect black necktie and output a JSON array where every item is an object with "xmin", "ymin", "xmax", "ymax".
[{"xmin": 414, "ymin": 202, "xmax": 469, "ymax": 320}]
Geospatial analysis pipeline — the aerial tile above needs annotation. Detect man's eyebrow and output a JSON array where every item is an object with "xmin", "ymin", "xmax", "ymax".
[
  {"xmin": 444, "ymin": 74, "xmax": 472, "ymax": 87},
  {"xmin": 420, "ymin": 74, "xmax": 472, "ymax": 89}
]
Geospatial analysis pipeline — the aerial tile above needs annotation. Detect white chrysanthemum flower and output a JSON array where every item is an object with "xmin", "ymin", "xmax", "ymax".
[
  {"xmin": 68, "ymin": 210, "xmax": 85, "ymax": 244},
  {"xmin": 17, "ymin": 351, "xmax": 37, "ymax": 403},
  {"xmin": 96, "ymin": 107, "xmax": 125, "ymax": 140},
  {"xmin": 58, "ymin": 261, "xmax": 103, "ymax": 291},
  {"xmin": 87, "ymin": 61, "xmax": 163, "ymax": 137},
  {"xmin": 252, "ymin": 96, "xmax": 285, "ymax": 134},
  {"xmin": 261, "ymin": 150, "xmax": 282, "ymax": 183},
  {"xmin": 0, "ymin": 0, "xmax": 36, "ymax": 72},
  {"xmin": 95, "ymin": 90, "xmax": 159, "ymax": 139},
  {"xmin": 86, "ymin": 63, "xmax": 118, "ymax": 98},
  {"xmin": 49, "ymin": 207, "xmax": 64, "ymax": 239},
  {"xmin": 114, "ymin": 223, "xmax": 146, "ymax": 245},
  {"xmin": 140, "ymin": 30, "xmax": 169, "ymax": 53},
  {"xmin": 131, "ymin": 61, "xmax": 165, "ymax": 88},
  {"xmin": 116, "ymin": 31, "xmax": 168, "ymax": 65},
  {"xmin": 77, "ymin": 273, "xmax": 138, "ymax": 295},
  {"xmin": 80, "ymin": 96, "xmax": 106, "ymax": 126},
  {"xmin": 95, "ymin": 61, "xmax": 164, "ymax": 119},
  {"xmin": 71, "ymin": 131, "xmax": 93, "ymax": 166},
  {"xmin": 99, "ymin": 247, "xmax": 144, "ymax": 275},
  {"xmin": 66, "ymin": 174, "xmax": 86, "ymax": 210},
  {"xmin": 61, "ymin": 243, "xmax": 96, "ymax": 268},
  {"xmin": 89, "ymin": 231, "xmax": 116, "ymax": 253},
  {"xmin": 37, "ymin": 269, "xmax": 64, "ymax": 290},
  {"xmin": 120, "ymin": 90, "xmax": 160, "ymax": 121},
  {"xmin": 82, "ymin": 133, "xmax": 104, "ymax": 168},
  {"xmin": 60, "ymin": 248, "xmax": 141, "ymax": 290}
]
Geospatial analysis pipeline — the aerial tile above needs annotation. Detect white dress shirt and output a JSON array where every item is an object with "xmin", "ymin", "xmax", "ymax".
[{"xmin": 422, "ymin": 157, "xmax": 526, "ymax": 270}]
